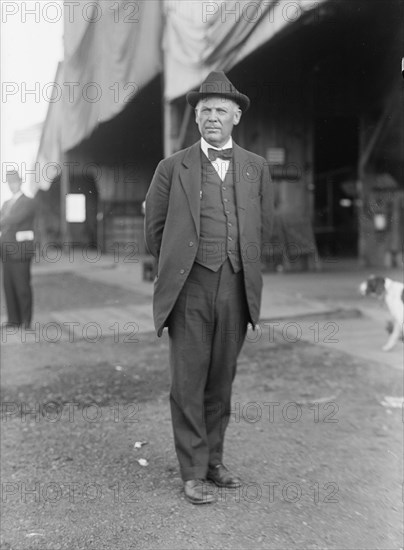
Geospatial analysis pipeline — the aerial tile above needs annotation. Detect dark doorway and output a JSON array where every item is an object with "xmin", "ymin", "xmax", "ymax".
[
  {"xmin": 314, "ymin": 117, "xmax": 359, "ymax": 257},
  {"xmin": 68, "ymin": 175, "xmax": 99, "ymax": 248},
  {"xmin": 39, "ymin": 175, "xmax": 99, "ymax": 248}
]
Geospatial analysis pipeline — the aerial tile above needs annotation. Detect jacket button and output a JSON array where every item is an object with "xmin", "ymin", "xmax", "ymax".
[
  {"xmin": 180, "ymin": 269, "xmax": 185, "ymax": 274},
  {"xmin": 189, "ymin": 241, "xmax": 194, "ymax": 247}
]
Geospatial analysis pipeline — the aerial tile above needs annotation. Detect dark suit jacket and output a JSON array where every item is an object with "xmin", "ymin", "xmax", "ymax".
[
  {"xmin": 145, "ymin": 141, "xmax": 274, "ymax": 336},
  {"xmin": 0, "ymin": 194, "xmax": 36, "ymax": 261}
]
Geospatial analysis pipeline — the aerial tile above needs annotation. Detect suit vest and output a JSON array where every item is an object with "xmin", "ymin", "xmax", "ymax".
[{"xmin": 195, "ymin": 152, "xmax": 242, "ymax": 272}]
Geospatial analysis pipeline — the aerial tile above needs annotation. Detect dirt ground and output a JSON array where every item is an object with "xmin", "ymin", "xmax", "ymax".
[{"xmin": 0, "ymin": 271, "xmax": 402, "ymax": 550}]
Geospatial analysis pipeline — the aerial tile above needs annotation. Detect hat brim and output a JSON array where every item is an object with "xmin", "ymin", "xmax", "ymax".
[{"xmin": 186, "ymin": 91, "xmax": 250, "ymax": 112}]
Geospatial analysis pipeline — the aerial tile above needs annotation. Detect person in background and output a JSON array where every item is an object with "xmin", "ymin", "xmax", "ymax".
[{"xmin": 0, "ymin": 170, "xmax": 36, "ymax": 329}]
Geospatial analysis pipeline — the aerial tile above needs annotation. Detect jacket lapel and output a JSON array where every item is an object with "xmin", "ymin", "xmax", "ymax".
[
  {"xmin": 233, "ymin": 142, "xmax": 249, "ymax": 235},
  {"xmin": 179, "ymin": 142, "xmax": 202, "ymax": 236}
]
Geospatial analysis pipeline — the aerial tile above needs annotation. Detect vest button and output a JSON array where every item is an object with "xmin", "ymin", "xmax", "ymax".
[
  {"xmin": 188, "ymin": 241, "xmax": 194, "ymax": 247},
  {"xmin": 180, "ymin": 269, "xmax": 185, "ymax": 274}
]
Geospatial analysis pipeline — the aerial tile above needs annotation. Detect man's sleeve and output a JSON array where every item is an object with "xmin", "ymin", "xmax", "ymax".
[
  {"xmin": 0, "ymin": 201, "xmax": 10, "ymax": 226},
  {"xmin": 144, "ymin": 160, "xmax": 171, "ymax": 259},
  {"xmin": 261, "ymin": 160, "xmax": 274, "ymax": 246},
  {"xmin": 0, "ymin": 197, "xmax": 36, "ymax": 229}
]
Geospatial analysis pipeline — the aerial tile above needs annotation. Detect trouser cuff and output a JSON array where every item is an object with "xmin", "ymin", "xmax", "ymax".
[{"xmin": 181, "ymin": 466, "xmax": 209, "ymax": 481}]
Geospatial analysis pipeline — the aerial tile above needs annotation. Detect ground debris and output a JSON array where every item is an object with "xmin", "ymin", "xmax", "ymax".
[{"xmin": 380, "ymin": 396, "xmax": 402, "ymax": 408}]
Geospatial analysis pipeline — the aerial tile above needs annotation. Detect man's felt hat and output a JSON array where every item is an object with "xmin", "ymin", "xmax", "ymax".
[{"xmin": 186, "ymin": 71, "xmax": 250, "ymax": 112}]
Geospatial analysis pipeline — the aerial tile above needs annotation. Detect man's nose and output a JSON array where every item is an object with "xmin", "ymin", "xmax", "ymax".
[{"xmin": 208, "ymin": 110, "xmax": 218, "ymax": 120}]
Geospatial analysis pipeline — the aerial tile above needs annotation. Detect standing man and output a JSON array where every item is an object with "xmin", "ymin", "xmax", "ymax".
[
  {"xmin": 145, "ymin": 71, "xmax": 273, "ymax": 504},
  {"xmin": 0, "ymin": 170, "xmax": 36, "ymax": 329}
]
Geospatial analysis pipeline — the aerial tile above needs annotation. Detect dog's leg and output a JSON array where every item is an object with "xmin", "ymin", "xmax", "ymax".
[{"xmin": 382, "ymin": 322, "xmax": 402, "ymax": 351}]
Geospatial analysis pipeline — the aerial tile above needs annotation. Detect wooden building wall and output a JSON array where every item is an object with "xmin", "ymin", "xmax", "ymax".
[
  {"xmin": 39, "ymin": 76, "xmax": 163, "ymax": 255},
  {"xmin": 41, "ymin": 2, "xmax": 402, "ymax": 269}
]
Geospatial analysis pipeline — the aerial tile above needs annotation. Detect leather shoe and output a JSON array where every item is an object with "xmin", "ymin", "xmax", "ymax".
[
  {"xmin": 184, "ymin": 479, "xmax": 217, "ymax": 505},
  {"xmin": 207, "ymin": 464, "xmax": 242, "ymax": 488}
]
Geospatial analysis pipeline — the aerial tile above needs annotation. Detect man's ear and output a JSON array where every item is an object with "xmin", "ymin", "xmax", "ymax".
[{"xmin": 233, "ymin": 108, "xmax": 242, "ymax": 126}]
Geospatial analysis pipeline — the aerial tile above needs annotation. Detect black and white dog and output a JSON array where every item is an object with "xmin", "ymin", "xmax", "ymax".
[{"xmin": 359, "ymin": 276, "xmax": 404, "ymax": 351}]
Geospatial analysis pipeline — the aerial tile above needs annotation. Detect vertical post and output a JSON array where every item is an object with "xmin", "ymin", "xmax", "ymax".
[
  {"xmin": 164, "ymin": 99, "xmax": 184, "ymax": 157},
  {"xmin": 59, "ymin": 47, "xmax": 69, "ymax": 246},
  {"xmin": 162, "ymin": 39, "xmax": 192, "ymax": 157},
  {"xmin": 60, "ymin": 152, "xmax": 69, "ymax": 244},
  {"xmin": 357, "ymin": 114, "xmax": 366, "ymax": 265},
  {"xmin": 164, "ymin": 99, "xmax": 173, "ymax": 158},
  {"xmin": 96, "ymin": 204, "xmax": 105, "ymax": 253},
  {"xmin": 162, "ymin": 51, "xmax": 173, "ymax": 158}
]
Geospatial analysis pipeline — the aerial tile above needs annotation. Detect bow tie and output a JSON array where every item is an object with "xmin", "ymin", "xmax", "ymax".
[{"xmin": 208, "ymin": 148, "xmax": 233, "ymax": 161}]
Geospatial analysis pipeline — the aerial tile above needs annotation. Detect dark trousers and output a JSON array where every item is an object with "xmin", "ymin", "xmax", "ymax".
[
  {"xmin": 2, "ymin": 259, "xmax": 33, "ymax": 327},
  {"xmin": 168, "ymin": 259, "xmax": 249, "ymax": 481}
]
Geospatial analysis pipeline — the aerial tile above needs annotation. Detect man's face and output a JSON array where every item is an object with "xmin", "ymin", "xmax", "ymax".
[
  {"xmin": 195, "ymin": 96, "xmax": 241, "ymax": 148},
  {"xmin": 7, "ymin": 175, "xmax": 22, "ymax": 195}
]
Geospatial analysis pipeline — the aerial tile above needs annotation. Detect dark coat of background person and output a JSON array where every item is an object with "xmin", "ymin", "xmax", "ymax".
[{"xmin": 0, "ymin": 194, "xmax": 36, "ymax": 327}]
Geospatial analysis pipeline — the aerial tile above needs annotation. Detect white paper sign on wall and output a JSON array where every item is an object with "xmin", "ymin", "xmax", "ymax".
[{"xmin": 66, "ymin": 194, "xmax": 86, "ymax": 223}]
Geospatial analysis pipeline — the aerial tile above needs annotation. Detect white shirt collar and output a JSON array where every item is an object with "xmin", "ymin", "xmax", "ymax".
[
  {"xmin": 11, "ymin": 191, "xmax": 23, "ymax": 202},
  {"xmin": 201, "ymin": 137, "xmax": 233, "ymax": 158}
]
